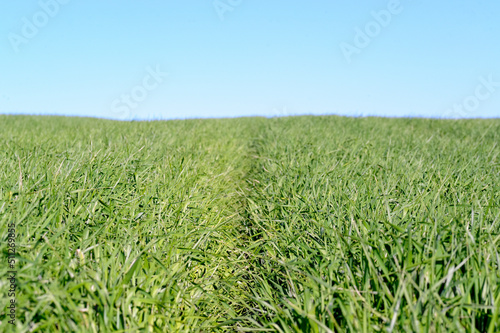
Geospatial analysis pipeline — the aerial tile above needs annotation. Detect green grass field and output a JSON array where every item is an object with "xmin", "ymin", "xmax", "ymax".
[{"xmin": 1, "ymin": 115, "xmax": 499, "ymax": 332}]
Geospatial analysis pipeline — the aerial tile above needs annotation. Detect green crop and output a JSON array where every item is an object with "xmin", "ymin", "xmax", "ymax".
[{"xmin": 0, "ymin": 115, "xmax": 498, "ymax": 332}]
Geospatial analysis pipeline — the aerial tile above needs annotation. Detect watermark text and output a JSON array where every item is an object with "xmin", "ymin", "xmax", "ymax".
[
  {"xmin": 111, "ymin": 65, "xmax": 167, "ymax": 120},
  {"xmin": 445, "ymin": 75, "xmax": 499, "ymax": 118},
  {"xmin": 8, "ymin": 0, "xmax": 71, "ymax": 53},
  {"xmin": 6, "ymin": 221, "xmax": 17, "ymax": 325}
]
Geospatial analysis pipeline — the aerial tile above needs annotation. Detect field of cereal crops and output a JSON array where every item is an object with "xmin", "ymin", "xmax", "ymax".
[{"xmin": 1, "ymin": 115, "xmax": 499, "ymax": 332}]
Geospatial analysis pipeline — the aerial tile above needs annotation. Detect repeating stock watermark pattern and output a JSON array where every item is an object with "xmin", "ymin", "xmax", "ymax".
[
  {"xmin": 444, "ymin": 75, "xmax": 499, "ymax": 118},
  {"xmin": 213, "ymin": 0, "xmax": 243, "ymax": 21},
  {"xmin": 8, "ymin": 0, "xmax": 71, "ymax": 53},
  {"xmin": 111, "ymin": 65, "xmax": 168, "ymax": 120},
  {"xmin": 340, "ymin": 0, "xmax": 407, "ymax": 64}
]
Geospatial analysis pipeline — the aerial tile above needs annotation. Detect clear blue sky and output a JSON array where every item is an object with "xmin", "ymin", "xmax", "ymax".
[{"xmin": 1, "ymin": 1, "xmax": 499, "ymax": 120}]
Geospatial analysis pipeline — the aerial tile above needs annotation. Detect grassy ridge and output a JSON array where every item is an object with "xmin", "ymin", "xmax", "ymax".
[{"xmin": 0, "ymin": 115, "xmax": 499, "ymax": 332}]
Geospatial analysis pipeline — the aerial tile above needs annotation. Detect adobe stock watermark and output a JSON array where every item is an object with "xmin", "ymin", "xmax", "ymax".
[
  {"xmin": 444, "ymin": 74, "xmax": 499, "ymax": 118},
  {"xmin": 111, "ymin": 65, "xmax": 167, "ymax": 120},
  {"xmin": 271, "ymin": 106, "xmax": 292, "ymax": 118},
  {"xmin": 5, "ymin": 221, "xmax": 17, "ymax": 326},
  {"xmin": 213, "ymin": 0, "xmax": 242, "ymax": 21},
  {"xmin": 8, "ymin": 0, "xmax": 71, "ymax": 53},
  {"xmin": 340, "ymin": 0, "xmax": 408, "ymax": 64}
]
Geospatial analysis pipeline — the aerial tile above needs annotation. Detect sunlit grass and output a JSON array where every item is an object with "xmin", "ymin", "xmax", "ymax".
[
  {"xmin": 243, "ymin": 117, "xmax": 500, "ymax": 332},
  {"xmin": 0, "ymin": 115, "xmax": 498, "ymax": 332}
]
